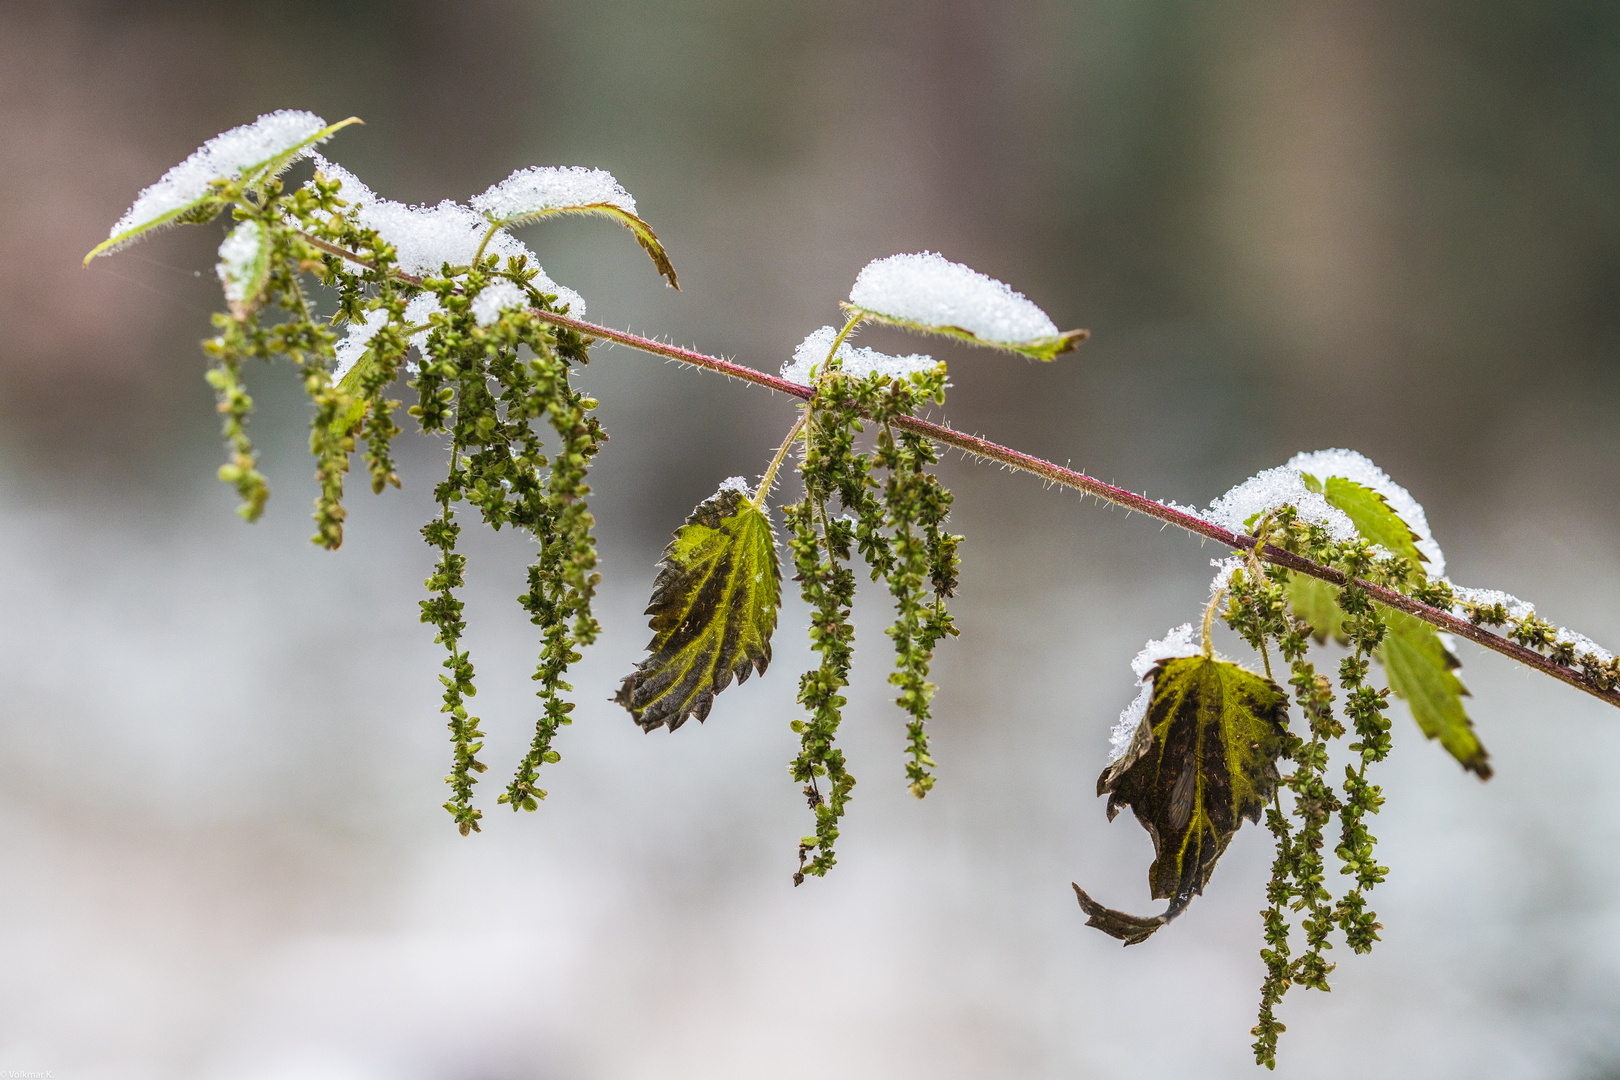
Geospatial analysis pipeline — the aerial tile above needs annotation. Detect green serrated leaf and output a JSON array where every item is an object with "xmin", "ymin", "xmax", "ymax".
[
  {"xmin": 489, "ymin": 203, "xmax": 679, "ymax": 290},
  {"xmin": 1378, "ymin": 613, "xmax": 1491, "ymax": 778},
  {"xmin": 1078, "ymin": 655, "xmax": 1289, "ymax": 945},
  {"xmin": 1305, "ymin": 474, "xmax": 1427, "ymax": 569},
  {"xmin": 84, "ymin": 197, "xmax": 224, "ymax": 265},
  {"xmin": 615, "ymin": 483, "xmax": 780, "ymax": 731},
  {"xmin": 838, "ymin": 302, "xmax": 1087, "ymax": 361}
]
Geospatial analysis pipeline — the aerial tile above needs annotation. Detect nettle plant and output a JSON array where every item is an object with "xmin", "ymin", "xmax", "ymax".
[{"xmin": 87, "ymin": 111, "xmax": 1620, "ymax": 1068}]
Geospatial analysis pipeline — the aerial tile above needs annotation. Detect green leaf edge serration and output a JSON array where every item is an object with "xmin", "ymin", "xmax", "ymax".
[
  {"xmin": 1296, "ymin": 474, "xmax": 1491, "ymax": 777},
  {"xmin": 616, "ymin": 486, "xmax": 781, "ymax": 732}
]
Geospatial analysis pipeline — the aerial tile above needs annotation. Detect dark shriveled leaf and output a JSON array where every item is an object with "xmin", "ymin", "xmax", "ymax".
[
  {"xmin": 615, "ymin": 484, "xmax": 780, "ymax": 731},
  {"xmin": 1077, "ymin": 655, "xmax": 1289, "ymax": 944}
]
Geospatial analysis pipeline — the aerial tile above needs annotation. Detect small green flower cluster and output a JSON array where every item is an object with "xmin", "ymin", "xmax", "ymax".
[
  {"xmin": 197, "ymin": 168, "xmax": 605, "ymax": 835},
  {"xmin": 1223, "ymin": 510, "xmax": 1412, "ymax": 1068},
  {"xmin": 786, "ymin": 361, "xmax": 958, "ymax": 882}
]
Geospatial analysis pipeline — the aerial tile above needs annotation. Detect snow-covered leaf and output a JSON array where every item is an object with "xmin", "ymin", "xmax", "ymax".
[
  {"xmin": 841, "ymin": 252, "xmax": 1085, "ymax": 361},
  {"xmin": 471, "ymin": 166, "xmax": 678, "ymax": 289},
  {"xmin": 780, "ymin": 325, "xmax": 939, "ymax": 385},
  {"xmin": 85, "ymin": 113, "xmax": 359, "ymax": 264}
]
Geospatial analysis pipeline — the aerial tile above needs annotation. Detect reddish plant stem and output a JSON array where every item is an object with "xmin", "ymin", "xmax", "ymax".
[{"xmin": 300, "ymin": 234, "xmax": 1620, "ymax": 710}]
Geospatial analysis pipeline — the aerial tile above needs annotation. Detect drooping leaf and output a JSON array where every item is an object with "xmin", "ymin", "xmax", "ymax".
[
  {"xmin": 1378, "ymin": 613, "xmax": 1491, "ymax": 778},
  {"xmin": 839, "ymin": 302, "xmax": 1087, "ymax": 361},
  {"xmin": 488, "ymin": 204, "xmax": 679, "ymax": 290},
  {"xmin": 1078, "ymin": 655, "xmax": 1289, "ymax": 945},
  {"xmin": 1292, "ymin": 473, "xmax": 1490, "ymax": 776},
  {"xmin": 615, "ymin": 482, "xmax": 780, "ymax": 731}
]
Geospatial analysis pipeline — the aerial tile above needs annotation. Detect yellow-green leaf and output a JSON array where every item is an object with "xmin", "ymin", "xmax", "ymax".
[
  {"xmin": 489, "ymin": 203, "xmax": 679, "ymax": 290},
  {"xmin": 1378, "ymin": 613, "xmax": 1491, "ymax": 778},
  {"xmin": 839, "ymin": 302, "xmax": 1087, "ymax": 361},
  {"xmin": 1078, "ymin": 655, "xmax": 1289, "ymax": 945},
  {"xmin": 1289, "ymin": 574, "xmax": 1347, "ymax": 646},
  {"xmin": 615, "ymin": 482, "xmax": 780, "ymax": 731},
  {"xmin": 1289, "ymin": 473, "xmax": 1489, "ymax": 776}
]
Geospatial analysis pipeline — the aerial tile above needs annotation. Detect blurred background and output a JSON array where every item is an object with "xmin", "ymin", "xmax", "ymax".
[{"xmin": 2, "ymin": 1, "xmax": 1619, "ymax": 1077}]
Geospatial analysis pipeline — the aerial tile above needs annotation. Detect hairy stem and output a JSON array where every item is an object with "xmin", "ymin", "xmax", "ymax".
[{"xmin": 293, "ymin": 232, "xmax": 1620, "ymax": 711}]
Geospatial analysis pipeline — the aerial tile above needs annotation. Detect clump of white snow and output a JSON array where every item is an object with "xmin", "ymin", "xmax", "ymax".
[
  {"xmin": 470, "ymin": 166, "xmax": 636, "ymax": 221},
  {"xmin": 1450, "ymin": 586, "xmax": 1536, "ymax": 622},
  {"xmin": 333, "ymin": 308, "xmax": 390, "ymax": 380},
  {"xmin": 1554, "ymin": 628, "xmax": 1615, "ymax": 665},
  {"xmin": 780, "ymin": 325, "xmax": 938, "ymax": 385},
  {"xmin": 107, "ymin": 111, "xmax": 331, "ymax": 243},
  {"xmin": 471, "ymin": 280, "xmax": 530, "ymax": 326},
  {"xmin": 1108, "ymin": 623, "xmax": 1203, "ymax": 762},
  {"xmin": 1287, "ymin": 449, "xmax": 1446, "ymax": 576},
  {"xmin": 1206, "ymin": 465, "xmax": 1357, "ymax": 543},
  {"xmin": 310, "ymin": 154, "xmax": 585, "ymax": 315},
  {"xmin": 403, "ymin": 293, "xmax": 443, "ymax": 352},
  {"xmin": 848, "ymin": 252, "xmax": 1059, "ymax": 344},
  {"xmin": 716, "ymin": 476, "xmax": 752, "ymax": 497},
  {"xmin": 214, "ymin": 221, "xmax": 264, "ymax": 307}
]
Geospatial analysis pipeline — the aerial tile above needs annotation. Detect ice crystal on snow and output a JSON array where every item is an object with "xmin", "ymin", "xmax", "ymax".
[
  {"xmin": 780, "ymin": 325, "xmax": 937, "ymax": 385},
  {"xmin": 470, "ymin": 166, "xmax": 636, "ymax": 221},
  {"xmin": 849, "ymin": 252, "xmax": 1059, "ymax": 344},
  {"xmin": 107, "ymin": 110, "xmax": 329, "ymax": 242}
]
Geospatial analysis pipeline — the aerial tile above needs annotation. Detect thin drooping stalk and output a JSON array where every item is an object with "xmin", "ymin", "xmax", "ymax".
[{"xmin": 297, "ymin": 233, "xmax": 1620, "ymax": 710}]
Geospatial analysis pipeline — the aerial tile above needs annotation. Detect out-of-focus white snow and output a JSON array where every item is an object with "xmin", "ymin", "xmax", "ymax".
[{"xmin": 214, "ymin": 221, "xmax": 263, "ymax": 307}]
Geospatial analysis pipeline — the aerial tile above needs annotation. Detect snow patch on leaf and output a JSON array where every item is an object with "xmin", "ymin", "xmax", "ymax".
[
  {"xmin": 471, "ymin": 280, "xmax": 530, "ymax": 326},
  {"xmin": 214, "ymin": 220, "xmax": 266, "ymax": 312},
  {"xmin": 848, "ymin": 252, "xmax": 1059, "ymax": 345},
  {"xmin": 1109, "ymin": 622, "xmax": 1202, "ymax": 762},
  {"xmin": 333, "ymin": 307, "xmax": 389, "ymax": 380},
  {"xmin": 109, "ymin": 110, "xmax": 329, "ymax": 241},
  {"xmin": 470, "ymin": 166, "xmax": 636, "ymax": 219},
  {"xmin": 1288, "ymin": 449, "xmax": 1446, "ymax": 576},
  {"xmin": 1206, "ymin": 465, "xmax": 1357, "ymax": 543}
]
